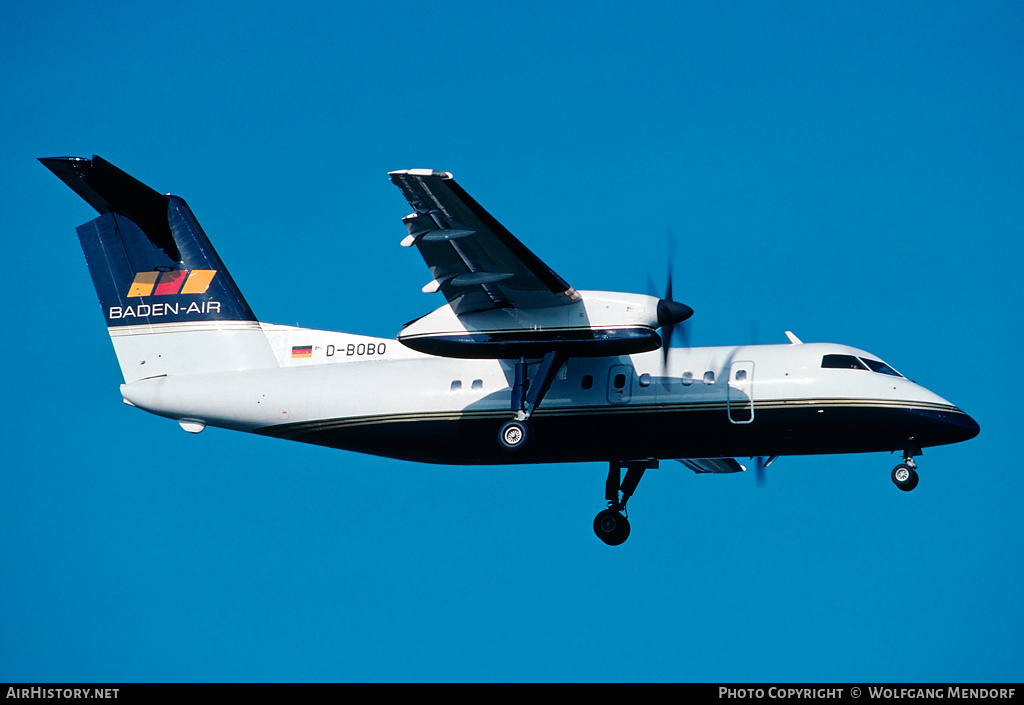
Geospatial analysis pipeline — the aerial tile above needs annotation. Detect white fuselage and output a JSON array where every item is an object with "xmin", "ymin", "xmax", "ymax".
[{"xmin": 118, "ymin": 323, "xmax": 975, "ymax": 465}]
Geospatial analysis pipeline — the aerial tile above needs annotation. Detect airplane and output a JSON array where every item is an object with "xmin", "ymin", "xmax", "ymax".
[{"xmin": 41, "ymin": 155, "xmax": 980, "ymax": 545}]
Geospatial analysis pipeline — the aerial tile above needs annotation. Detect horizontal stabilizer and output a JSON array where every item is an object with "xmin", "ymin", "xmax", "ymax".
[{"xmin": 39, "ymin": 155, "xmax": 179, "ymax": 261}]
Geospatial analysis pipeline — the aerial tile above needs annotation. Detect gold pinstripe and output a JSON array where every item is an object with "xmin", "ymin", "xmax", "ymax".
[
  {"xmin": 107, "ymin": 320, "xmax": 264, "ymax": 336},
  {"xmin": 261, "ymin": 398, "xmax": 966, "ymax": 438}
]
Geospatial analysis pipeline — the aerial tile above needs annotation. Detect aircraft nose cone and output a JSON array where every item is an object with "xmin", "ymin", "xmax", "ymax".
[
  {"xmin": 950, "ymin": 410, "xmax": 981, "ymax": 443},
  {"xmin": 920, "ymin": 408, "xmax": 980, "ymax": 447},
  {"xmin": 657, "ymin": 299, "xmax": 694, "ymax": 327}
]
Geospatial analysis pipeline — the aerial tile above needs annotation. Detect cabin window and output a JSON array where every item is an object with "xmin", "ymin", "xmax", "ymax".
[
  {"xmin": 735, "ymin": 369, "xmax": 748, "ymax": 382},
  {"xmin": 703, "ymin": 371, "xmax": 715, "ymax": 385},
  {"xmin": 613, "ymin": 373, "xmax": 627, "ymax": 389},
  {"xmin": 638, "ymin": 373, "xmax": 651, "ymax": 388},
  {"xmin": 681, "ymin": 371, "xmax": 694, "ymax": 386},
  {"xmin": 450, "ymin": 380, "xmax": 462, "ymax": 391},
  {"xmin": 821, "ymin": 354, "xmax": 868, "ymax": 371},
  {"xmin": 471, "ymin": 379, "xmax": 483, "ymax": 390},
  {"xmin": 581, "ymin": 374, "xmax": 594, "ymax": 390}
]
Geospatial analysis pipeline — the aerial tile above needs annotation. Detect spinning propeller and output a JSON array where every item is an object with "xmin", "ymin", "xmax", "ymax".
[
  {"xmin": 650, "ymin": 233, "xmax": 693, "ymax": 366},
  {"xmin": 751, "ymin": 455, "xmax": 779, "ymax": 486}
]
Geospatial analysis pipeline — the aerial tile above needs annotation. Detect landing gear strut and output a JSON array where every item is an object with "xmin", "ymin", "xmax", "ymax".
[
  {"xmin": 892, "ymin": 449, "xmax": 920, "ymax": 492},
  {"xmin": 499, "ymin": 352, "xmax": 565, "ymax": 451},
  {"xmin": 594, "ymin": 460, "xmax": 656, "ymax": 545}
]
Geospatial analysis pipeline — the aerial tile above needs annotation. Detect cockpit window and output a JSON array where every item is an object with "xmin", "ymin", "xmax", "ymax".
[
  {"xmin": 822, "ymin": 354, "xmax": 868, "ymax": 370},
  {"xmin": 862, "ymin": 358, "xmax": 903, "ymax": 377},
  {"xmin": 822, "ymin": 354, "xmax": 905, "ymax": 377}
]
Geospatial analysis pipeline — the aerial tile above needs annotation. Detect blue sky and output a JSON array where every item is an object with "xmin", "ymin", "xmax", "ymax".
[{"xmin": 2, "ymin": 1, "xmax": 1022, "ymax": 682}]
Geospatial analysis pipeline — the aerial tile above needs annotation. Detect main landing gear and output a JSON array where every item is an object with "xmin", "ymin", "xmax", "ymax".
[
  {"xmin": 594, "ymin": 460, "xmax": 655, "ymax": 545},
  {"xmin": 498, "ymin": 419, "xmax": 529, "ymax": 450},
  {"xmin": 891, "ymin": 449, "xmax": 920, "ymax": 492},
  {"xmin": 498, "ymin": 352, "xmax": 565, "ymax": 452}
]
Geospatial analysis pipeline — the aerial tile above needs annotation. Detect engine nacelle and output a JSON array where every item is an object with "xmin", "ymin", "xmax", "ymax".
[{"xmin": 397, "ymin": 290, "xmax": 672, "ymax": 359}]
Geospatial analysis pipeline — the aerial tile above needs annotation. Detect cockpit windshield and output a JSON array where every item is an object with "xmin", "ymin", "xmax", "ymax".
[
  {"xmin": 861, "ymin": 358, "xmax": 903, "ymax": 377},
  {"xmin": 822, "ymin": 354, "xmax": 904, "ymax": 377},
  {"xmin": 821, "ymin": 354, "xmax": 867, "ymax": 370}
]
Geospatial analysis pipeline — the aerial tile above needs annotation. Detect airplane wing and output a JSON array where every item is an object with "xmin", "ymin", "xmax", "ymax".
[
  {"xmin": 676, "ymin": 458, "xmax": 747, "ymax": 474},
  {"xmin": 389, "ymin": 169, "xmax": 580, "ymax": 316}
]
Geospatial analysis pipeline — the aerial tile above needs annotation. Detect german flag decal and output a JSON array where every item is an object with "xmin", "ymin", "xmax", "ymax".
[
  {"xmin": 291, "ymin": 345, "xmax": 313, "ymax": 359},
  {"xmin": 127, "ymin": 270, "xmax": 217, "ymax": 297}
]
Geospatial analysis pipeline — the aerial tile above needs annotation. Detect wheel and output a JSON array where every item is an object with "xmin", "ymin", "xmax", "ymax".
[
  {"xmin": 498, "ymin": 420, "xmax": 530, "ymax": 451},
  {"xmin": 593, "ymin": 508, "xmax": 631, "ymax": 545},
  {"xmin": 892, "ymin": 463, "xmax": 919, "ymax": 492}
]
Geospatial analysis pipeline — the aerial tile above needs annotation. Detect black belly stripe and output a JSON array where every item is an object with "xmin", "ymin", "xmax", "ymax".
[{"xmin": 254, "ymin": 398, "xmax": 976, "ymax": 465}]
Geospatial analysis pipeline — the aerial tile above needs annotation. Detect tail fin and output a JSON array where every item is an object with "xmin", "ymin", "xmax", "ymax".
[{"xmin": 41, "ymin": 156, "xmax": 277, "ymax": 382}]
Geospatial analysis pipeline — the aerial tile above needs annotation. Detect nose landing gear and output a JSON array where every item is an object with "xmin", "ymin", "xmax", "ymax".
[{"xmin": 891, "ymin": 449, "xmax": 920, "ymax": 492}]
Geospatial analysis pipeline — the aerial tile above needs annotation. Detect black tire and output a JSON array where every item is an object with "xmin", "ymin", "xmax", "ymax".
[
  {"xmin": 498, "ymin": 420, "xmax": 529, "ymax": 451},
  {"xmin": 891, "ymin": 464, "xmax": 919, "ymax": 492},
  {"xmin": 593, "ymin": 508, "xmax": 631, "ymax": 545}
]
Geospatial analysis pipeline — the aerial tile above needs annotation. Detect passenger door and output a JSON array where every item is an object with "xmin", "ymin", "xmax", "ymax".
[{"xmin": 727, "ymin": 361, "xmax": 754, "ymax": 423}]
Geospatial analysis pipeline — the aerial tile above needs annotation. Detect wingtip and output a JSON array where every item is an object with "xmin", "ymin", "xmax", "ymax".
[
  {"xmin": 39, "ymin": 154, "xmax": 95, "ymax": 165},
  {"xmin": 388, "ymin": 168, "xmax": 453, "ymax": 179},
  {"xmin": 38, "ymin": 155, "xmax": 91, "ymax": 162},
  {"xmin": 38, "ymin": 155, "xmax": 91, "ymax": 177}
]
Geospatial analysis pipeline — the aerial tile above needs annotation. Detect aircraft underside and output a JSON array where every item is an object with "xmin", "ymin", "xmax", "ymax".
[{"xmin": 257, "ymin": 400, "xmax": 978, "ymax": 465}]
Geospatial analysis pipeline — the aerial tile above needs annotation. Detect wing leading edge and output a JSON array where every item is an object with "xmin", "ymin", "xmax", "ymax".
[{"xmin": 389, "ymin": 169, "xmax": 580, "ymax": 316}]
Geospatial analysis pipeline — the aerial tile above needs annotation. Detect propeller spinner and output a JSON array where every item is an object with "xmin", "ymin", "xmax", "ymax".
[{"xmin": 654, "ymin": 269, "xmax": 693, "ymax": 365}]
